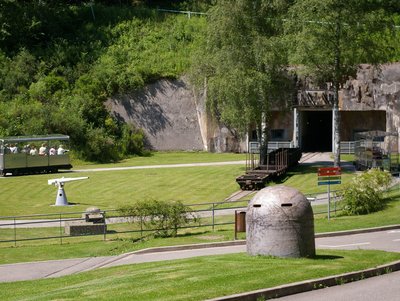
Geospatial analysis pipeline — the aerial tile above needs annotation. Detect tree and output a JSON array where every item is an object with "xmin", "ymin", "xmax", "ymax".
[
  {"xmin": 191, "ymin": 0, "xmax": 294, "ymax": 164},
  {"xmin": 285, "ymin": 0, "xmax": 398, "ymax": 166}
]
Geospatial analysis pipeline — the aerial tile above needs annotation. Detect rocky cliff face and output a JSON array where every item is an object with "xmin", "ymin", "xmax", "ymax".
[
  {"xmin": 106, "ymin": 77, "xmax": 244, "ymax": 152},
  {"xmin": 341, "ymin": 63, "xmax": 400, "ymax": 135},
  {"xmin": 341, "ymin": 63, "xmax": 400, "ymax": 111}
]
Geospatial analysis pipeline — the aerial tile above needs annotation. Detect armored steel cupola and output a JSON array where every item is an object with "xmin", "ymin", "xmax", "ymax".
[{"xmin": 246, "ymin": 185, "xmax": 315, "ymax": 258}]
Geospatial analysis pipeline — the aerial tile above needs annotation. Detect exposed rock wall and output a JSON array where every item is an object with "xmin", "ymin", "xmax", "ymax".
[
  {"xmin": 341, "ymin": 63, "xmax": 400, "ymax": 112},
  {"xmin": 106, "ymin": 77, "xmax": 245, "ymax": 152},
  {"xmin": 341, "ymin": 63, "xmax": 400, "ymax": 138}
]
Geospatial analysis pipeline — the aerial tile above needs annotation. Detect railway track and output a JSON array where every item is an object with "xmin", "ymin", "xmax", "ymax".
[
  {"xmin": 299, "ymin": 152, "xmax": 321, "ymax": 163},
  {"xmin": 224, "ymin": 190, "xmax": 254, "ymax": 202}
]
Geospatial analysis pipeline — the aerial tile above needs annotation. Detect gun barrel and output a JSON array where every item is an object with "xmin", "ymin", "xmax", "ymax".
[{"xmin": 48, "ymin": 177, "xmax": 89, "ymax": 185}]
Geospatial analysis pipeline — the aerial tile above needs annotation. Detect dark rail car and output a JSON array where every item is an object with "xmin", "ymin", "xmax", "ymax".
[
  {"xmin": 0, "ymin": 135, "xmax": 72, "ymax": 176},
  {"xmin": 236, "ymin": 148, "xmax": 301, "ymax": 190}
]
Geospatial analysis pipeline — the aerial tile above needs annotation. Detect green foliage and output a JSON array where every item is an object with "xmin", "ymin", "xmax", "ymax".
[
  {"xmin": 84, "ymin": 126, "xmax": 120, "ymax": 163},
  {"xmin": 28, "ymin": 74, "xmax": 69, "ymax": 103},
  {"xmin": 285, "ymin": 0, "xmax": 399, "ymax": 85},
  {"xmin": 192, "ymin": 0, "xmax": 293, "ymax": 133},
  {"xmin": 0, "ymin": 49, "xmax": 37, "ymax": 100},
  {"xmin": 190, "ymin": 0, "xmax": 294, "ymax": 164},
  {"xmin": 119, "ymin": 123, "xmax": 145, "ymax": 156},
  {"xmin": 0, "ymin": 1, "xmax": 398, "ymax": 164},
  {"xmin": 0, "ymin": 3, "xmax": 205, "ymax": 162},
  {"xmin": 119, "ymin": 199, "xmax": 198, "ymax": 237},
  {"xmin": 340, "ymin": 169, "xmax": 392, "ymax": 215}
]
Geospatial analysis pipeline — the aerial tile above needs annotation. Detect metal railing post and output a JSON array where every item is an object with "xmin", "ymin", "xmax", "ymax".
[
  {"xmin": 140, "ymin": 217, "xmax": 143, "ymax": 239},
  {"xmin": 59, "ymin": 213, "xmax": 63, "ymax": 245},
  {"xmin": 13, "ymin": 217, "xmax": 17, "ymax": 247},
  {"xmin": 212, "ymin": 203, "xmax": 215, "ymax": 231},
  {"xmin": 334, "ymin": 192, "xmax": 337, "ymax": 216},
  {"xmin": 103, "ymin": 211, "xmax": 106, "ymax": 241}
]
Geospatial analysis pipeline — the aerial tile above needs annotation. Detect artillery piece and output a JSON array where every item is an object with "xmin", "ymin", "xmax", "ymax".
[{"xmin": 48, "ymin": 176, "xmax": 88, "ymax": 206}]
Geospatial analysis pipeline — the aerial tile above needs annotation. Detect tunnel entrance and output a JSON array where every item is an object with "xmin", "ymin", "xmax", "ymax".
[{"xmin": 300, "ymin": 110, "xmax": 332, "ymax": 152}]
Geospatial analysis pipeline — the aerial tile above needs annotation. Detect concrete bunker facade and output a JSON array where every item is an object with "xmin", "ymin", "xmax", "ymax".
[
  {"xmin": 268, "ymin": 64, "xmax": 400, "ymax": 154},
  {"xmin": 246, "ymin": 185, "xmax": 315, "ymax": 258}
]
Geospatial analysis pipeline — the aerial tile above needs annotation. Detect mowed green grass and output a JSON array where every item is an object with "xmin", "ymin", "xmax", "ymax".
[
  {"xmin": 0, "ymin": 152, "xmax": 352, "ymax": 217},
  {"xmin": 4, "ymin": 153, "xmax": 399, "ymax": 267},
  {"xmin": 314, "ymin": 185, "xmax": 400, "ymax": 233},
  {"xmin": 1, "ymin": 153, "xmax": 400, "ymax": 300},
  {"xmin": 0, "ymin": 165, "xmax": 245, "ymax": 216},
  {"xmin": 1, "ymin": 250, "xmax": 399, "ymax": 301},
  {"xmin": 72, "ymin": 151, "xmax": 246, "ymax": 169},
  {"xmin": 277, "ymin": 165, "xmax": 354, "ymax": 195},
  {"xmin": 1, "ymin": 191, "xmax": 400, "ymax": 264}
]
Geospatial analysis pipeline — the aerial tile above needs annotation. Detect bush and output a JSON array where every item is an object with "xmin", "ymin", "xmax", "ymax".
[
  {"xmin": 119, "ymin": 123, "xmax": 145, "ymax": 156},
  {"xmin": 84, "ymin": 127, "xmax": 121, "ymax": 163},
  {"xmin": 119, "ymin": 199, "xmax": 198, "ymax": 237},
  {"xmin": 341, "ymin": 168, "xmax": 392, "ymax": 215}
]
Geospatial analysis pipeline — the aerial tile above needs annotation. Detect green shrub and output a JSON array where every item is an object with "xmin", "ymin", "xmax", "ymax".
[
  {"xmin": 119, "ymin": 199, "xmax": 198, "ymax": 237},
  {"xmin": 341, "ymin": 168, "xmax": 392, "ymax": 215},
  {"xmin": 119, "ymin": 123, "xmax": 145, "ymax": 156},
  {"xmin": 84, "ymin": 127, "xmax": 121, "ymax": 163}
]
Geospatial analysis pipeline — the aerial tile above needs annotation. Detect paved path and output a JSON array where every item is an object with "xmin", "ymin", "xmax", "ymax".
[
  {"xmin": 274, "ymin": 270, "xmax": 400, "ymax": 301},
  {"xmin": 1, "ymin": 228, "xmax": 399, "ymax": 283},
  {"xmin": 72, "ymin": 160, "xmax": 246, "ymax": 173}
]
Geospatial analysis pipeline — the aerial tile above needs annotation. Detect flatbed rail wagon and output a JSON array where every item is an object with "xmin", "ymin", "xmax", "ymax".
[{"xmin": 236, "ymin": 147, "xmax": 301, "ymax": 190}]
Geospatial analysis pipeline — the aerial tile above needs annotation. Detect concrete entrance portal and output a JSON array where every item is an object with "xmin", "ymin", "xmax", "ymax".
[{"xmin": 300, "ymin": 111, "xmax": 332, "ymax": 152}]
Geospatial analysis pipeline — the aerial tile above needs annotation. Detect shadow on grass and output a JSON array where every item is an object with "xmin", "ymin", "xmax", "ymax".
[{"xmin": 271, "ymin": 165, "xmax": 319, "ymax": 184}]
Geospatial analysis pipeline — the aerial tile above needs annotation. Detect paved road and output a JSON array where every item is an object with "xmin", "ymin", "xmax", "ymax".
[
  {"xmin": 71, "ymin": 160, "xmax": 246, "ymax": 173},
  {"xmin": 274, "ymin": 270, "xmax": 400, "ymax": 301},
  {"xmin": 317, "ymin": 229, "xmax": 400, "ymax": 253},
  {"xmin": 271, "ymin": 229, "xmax": 400, "ymax": 301},
  {"xmin": 1, "ymin": 228, "xmax": 399, "ymax": 283}
]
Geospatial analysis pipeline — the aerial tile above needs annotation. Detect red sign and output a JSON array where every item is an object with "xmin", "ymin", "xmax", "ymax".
[{"xmin": 318, "ymin": 167, "xmax": 341, "ymax": 177}]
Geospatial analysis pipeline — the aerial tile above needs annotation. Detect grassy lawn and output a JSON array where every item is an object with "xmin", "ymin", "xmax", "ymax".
[
  {"xmin": 0, "ymin": 154, "xmax": 352, "ymax": 217},
  {"xmin": 1, "ymin": 153, "xmax": 400, "ymax": 300},
  {"xmin": 276, "ymin": 164, "xmax": 354, "ymax": 195},
  {"xmin": 1, "ymin": 249, "xmax": 399, "ymax": 301},
  {"xmin": 0, "ymin": 228, "xmax": 244, "ymax": 264},
  {"xmin": 0, "ymin": 165, "xmax": 245, "ymax": 216},
  {"xmin": 314, "ymin": 185, "xmax": 400, "ymax": 233},
  {"xmin": 1, "ymin": 186, "xmax": 399, "ymax": 264},
  {"xmin": 71, "ymin": 151, "xmax": 246, "ymax": 169},
  {"xmin": 2, "ymin": 153, "xmax": 399, "ymax": 265},
  {"xmin": 0, "ymin": 151, "xmax": 353, "ymax": 217}
]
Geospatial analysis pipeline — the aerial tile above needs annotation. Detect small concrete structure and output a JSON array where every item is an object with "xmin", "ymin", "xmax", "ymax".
[
  {"xmin": 64, "ymin": 222, "xmax": 106, "ymax": 236},
  {"xmin": 246, "ymin": 185, "xmax": 315, "ymax": 258},
  {"xmin": 82, "ymin": 207, "xmax": 105, "ymax": 223},
  {"xmin": 65, "ymin": 207, "xmax": 106, "ymax": 236}
]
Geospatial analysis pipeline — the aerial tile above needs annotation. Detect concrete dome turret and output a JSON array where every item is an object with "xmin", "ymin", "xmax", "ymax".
[{"xmin": 246, "ymin": 185, "xmax": 315, "ymax": 258}]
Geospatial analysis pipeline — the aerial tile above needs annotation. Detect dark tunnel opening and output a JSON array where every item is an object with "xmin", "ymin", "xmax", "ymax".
[{"xmin": 301, "ymin": 111, "xmax": 332, "ymax": 152}]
